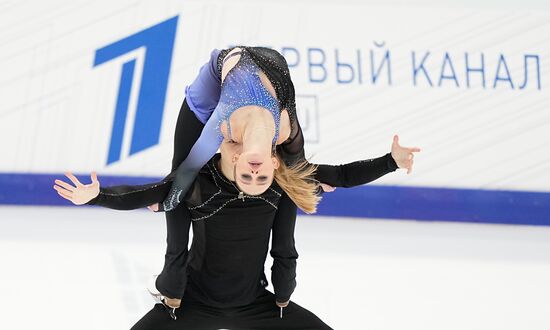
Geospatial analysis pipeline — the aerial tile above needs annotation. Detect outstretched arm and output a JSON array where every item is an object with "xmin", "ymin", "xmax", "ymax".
[
  {"xmin": 56, "ymin": 102, "xmax": 213, "ymax": 212},
  {"xmin": 54, "ymin": 171, "xmax": 174, "ymax": 210},
  {"xmin": 314, "ymin": 153, "xmax": 398, "ymax": 188},
  {"xmin": 53, "ymin": 94, "xmax": 206, "ymax": 211},
  {"xmin": 88, "ymin": 177, "xmax": 174, "ymax": 210},
  {"xmin": 313, "ymin": 135, "xmax": 421, "ymax": 188}
]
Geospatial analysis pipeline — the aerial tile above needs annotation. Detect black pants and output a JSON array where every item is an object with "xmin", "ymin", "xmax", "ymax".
[{"xmin": 131, "ymin": 290, "xmax": 333, "ymax": 330}]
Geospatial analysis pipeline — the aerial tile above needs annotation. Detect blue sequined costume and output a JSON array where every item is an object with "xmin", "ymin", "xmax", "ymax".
[{"xmin": 162, "ymin": 48, "xmax": 284, "ymax": 211}]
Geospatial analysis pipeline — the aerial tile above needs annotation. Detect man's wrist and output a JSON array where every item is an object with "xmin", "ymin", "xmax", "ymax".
[{"xmin": 386, "ymin": 152, "xmax": 399, "ymax": 171}]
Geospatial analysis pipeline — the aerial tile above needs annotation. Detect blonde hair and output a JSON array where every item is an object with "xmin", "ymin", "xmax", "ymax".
[{"xmin": 273, "ymin": 156, "xmax": 321, "ymax": 214}]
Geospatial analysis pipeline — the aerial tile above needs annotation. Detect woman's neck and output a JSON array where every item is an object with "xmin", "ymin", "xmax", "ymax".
[{"xmin": 241, "ymin": 111, "xmax": 274, "ymax": 156}]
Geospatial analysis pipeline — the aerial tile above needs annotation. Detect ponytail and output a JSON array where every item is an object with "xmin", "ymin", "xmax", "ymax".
[{"xmin": 273, "ymin": 156, "xmax": 320, "ymax": 214}]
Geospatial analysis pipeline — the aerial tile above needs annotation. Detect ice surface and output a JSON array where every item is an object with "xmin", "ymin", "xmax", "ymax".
[{"xmin": 1, "ymin": 206, "xmax": 549, "ymax": 330}]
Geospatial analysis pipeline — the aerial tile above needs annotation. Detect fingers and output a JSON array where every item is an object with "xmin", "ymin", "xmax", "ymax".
[
  {"xmin": 91, "ymin": 171, "xmax": 98, "ymax": 184},
  {"xmin": 320, "ymin": 183, "xmax": 336, "ymax": 193},
  {"xmin": 57, "ymin": 191, "xmax": 73, "ymax": 202},
  {"xmin": 54, "ymin": 185, "xmax": 73, "ymax": 200},
  {"xmin": 407, "ymin": 159, "xmax": 414, "ymax": 175},
  {"xmin": 393, "ymin": 135, "xmax": 420, "ymax": 154},
  {"xmin": 147, "ymin": 203, "xmax": 159, "ymax": 212},
  {"xmin": 56, "ymin": 190, "xmax": 73, "ymax": 201},
  {"xmin": 54, "ymin": 179, "xmax": 75, "ymax": 192},
  {"xmin": 391, "ymin": 135, "xmax": 419, "ymax": 174},
  {"xmin": 65, "ymin": 172, "xmax": 83, "ymax": 186},
  {"xmin": 53, "ymin": 184, "xmax": 73, "ymax": 196}
]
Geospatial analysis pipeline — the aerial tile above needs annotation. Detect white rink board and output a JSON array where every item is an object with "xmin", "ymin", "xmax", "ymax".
[{"xmin": 0, "ymin": 0, "xmax": 549, "ymax": 193}]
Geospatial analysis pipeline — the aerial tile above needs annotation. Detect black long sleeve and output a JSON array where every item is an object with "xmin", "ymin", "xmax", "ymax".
[
  {"xmin": 270, "ymin": 193, "xmax": 299, "ymax": 303},
  {"xmin": 86, "ymin": 174, "xmax": 174, "ymax": 210},
  {"xmin": 276, "ymin": 117, "xmax": 399, "ymax": 188},
  {"xmin": 314, "ymin": 153, "xmax": 398, "ymax": 188},
  {"xmin": 87, "ymin": 152, "xmax": 398, "ymax": 209}
]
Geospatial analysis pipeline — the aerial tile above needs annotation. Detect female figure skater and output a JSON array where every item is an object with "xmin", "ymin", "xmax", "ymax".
[{"xmin": 160, "ymin": 46, "xmax": 314, "ymax": 212}]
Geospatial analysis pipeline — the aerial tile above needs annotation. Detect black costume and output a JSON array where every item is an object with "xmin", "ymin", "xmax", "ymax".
[
  {"xmin": 87, "ymin": 47, "xmax": 399, "ymax": 329},
  {"xmin": 89, "ymin": 106, "xmax": 397, "ymax": 329}
]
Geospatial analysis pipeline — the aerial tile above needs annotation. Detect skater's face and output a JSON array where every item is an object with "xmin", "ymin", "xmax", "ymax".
[
  {"xmin": 220, "ymin": 140, "xmax": 278, "ymax": 195},
  {"xmin": 233, "ymin": 152, "xmax": 279, "ymax": 195}
]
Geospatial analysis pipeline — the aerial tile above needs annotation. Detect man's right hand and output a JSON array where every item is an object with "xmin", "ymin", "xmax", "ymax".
[{"xmin": 53, "ymin": 172, "xmax": 100, "ymax": 205}]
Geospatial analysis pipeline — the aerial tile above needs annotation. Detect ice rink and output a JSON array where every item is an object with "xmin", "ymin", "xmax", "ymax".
[
  {"xmin": 1, "ymin": 205, "xmax": 549, "ymax": 330},
  {"xmin": 2, "ymin": 0, "xmax": 550, "ymax": 329}
]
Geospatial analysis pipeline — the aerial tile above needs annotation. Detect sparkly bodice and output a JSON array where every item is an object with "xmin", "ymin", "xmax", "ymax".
[
  {"xmin": 161, "ymin": 47, "xmax": 299, "ymax": 212},
  {"xmin": 215, "ymin": 50, "xmax": 281, "ymax": 145}
]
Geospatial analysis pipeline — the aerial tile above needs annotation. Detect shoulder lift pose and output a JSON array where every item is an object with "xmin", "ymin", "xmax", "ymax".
[{"xmin": 54, "ymin": 46, "xmax": 420, "ymax": 329}]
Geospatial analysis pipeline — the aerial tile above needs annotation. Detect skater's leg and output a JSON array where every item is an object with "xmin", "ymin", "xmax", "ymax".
[
  {"xmin": 170, "ymin": 98, "xmax": 205, "ymax": 171},
  {"xmin": 130, "ymin": 301, "xmax": 229, "ymax": 330}
]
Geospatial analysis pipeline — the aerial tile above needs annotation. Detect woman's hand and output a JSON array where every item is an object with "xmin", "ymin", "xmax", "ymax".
[
  {"xmin": 53, "ymin": 172, "xmax": 100, "ymax": 205},
  {"xmin": 391, "ymin": 135, "xmax": 421, "ymax": 174},
  {"xmin": 320, "ymin": 183, "xmax": 335, "ymax": 192},
  {"xmin": 147, "ymin": 203, "xmax": 159, "ymax": 212}
]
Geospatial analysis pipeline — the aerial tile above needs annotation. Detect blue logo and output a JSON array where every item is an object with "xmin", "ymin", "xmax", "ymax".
[{"xmin": 93, "ymin": 16, "xmax": 178, "ymax": 165}]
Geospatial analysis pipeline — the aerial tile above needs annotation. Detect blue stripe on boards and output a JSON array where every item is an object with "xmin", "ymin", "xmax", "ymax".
[{"xmin": 1, "ymin": 173, "xmax": 548, "ymax": 226}]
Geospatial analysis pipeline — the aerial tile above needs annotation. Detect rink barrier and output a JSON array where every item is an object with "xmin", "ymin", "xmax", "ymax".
[{"xmin": 0, "ymin": 173, "xmax": 548, "ymax": 226}]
